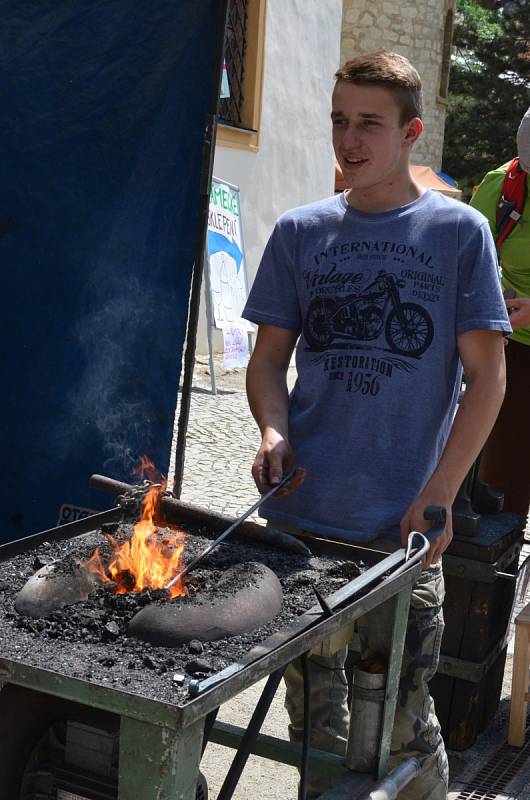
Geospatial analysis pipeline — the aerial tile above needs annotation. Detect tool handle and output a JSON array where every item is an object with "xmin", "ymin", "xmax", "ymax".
[
  {"xmin": 423, "ymin": 505, "xmax": 447, "ymax": 542},
  {"xmin": 405, "ymin": 506, "xmax": 447, "ymax": 561}
]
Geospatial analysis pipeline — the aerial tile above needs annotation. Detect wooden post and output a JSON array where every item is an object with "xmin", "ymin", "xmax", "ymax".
[{"xmin": 508, "ymin": 605, "xmax": 530, "ymax": 747}]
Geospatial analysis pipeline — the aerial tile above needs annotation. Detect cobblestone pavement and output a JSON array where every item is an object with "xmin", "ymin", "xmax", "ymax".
[{"xmin": 177, "ymin": 357, "xmax": 530, "ymax": 800}]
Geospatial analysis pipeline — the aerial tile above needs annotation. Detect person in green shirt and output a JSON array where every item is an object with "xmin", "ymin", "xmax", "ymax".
[{"xmin": 470, "ymin": 107, "xmax": 530, "ymax": 517}]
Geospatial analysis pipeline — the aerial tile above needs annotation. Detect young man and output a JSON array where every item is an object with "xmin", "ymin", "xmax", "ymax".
[{"xmin": 242, "ymin": 52, "xmax": 510, "ymax": 800}]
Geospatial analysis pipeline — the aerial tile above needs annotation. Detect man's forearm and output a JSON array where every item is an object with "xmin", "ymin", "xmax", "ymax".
[{"xmin": 246, "ymin": 353, "xmax": 290, "ymax": 438}]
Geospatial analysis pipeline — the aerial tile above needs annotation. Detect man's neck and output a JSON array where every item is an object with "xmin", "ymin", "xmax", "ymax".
[{"xmin": 345, "ymin": 175, "xmax": 424, "ymax": 214}]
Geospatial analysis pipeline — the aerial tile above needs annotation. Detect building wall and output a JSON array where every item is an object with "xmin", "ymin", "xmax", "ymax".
[
  {"xmin": 197, "ymin": 0, "xmax": 453, "ymax": 356},
  {"xmin": 341, "ymin": 0, "xmax": 453, "ymax": 171},
  {"xmin": 196, "ymin": 0, "xmax": 343, "ymax": 355}
]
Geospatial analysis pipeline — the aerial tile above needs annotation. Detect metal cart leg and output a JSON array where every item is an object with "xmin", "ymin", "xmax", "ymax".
[
  {"xmin": 119, "ymin": 715, "xmax": 204, "ymax": 800},
  {"xmin": 376, "ymin": 586, "xmax": 412, "ymax": 778}
]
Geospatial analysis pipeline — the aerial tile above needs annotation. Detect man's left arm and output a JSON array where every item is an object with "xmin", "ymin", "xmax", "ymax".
[{"xmin": 400, "ymin": 329, "xmax": 506, "ymax": 566}]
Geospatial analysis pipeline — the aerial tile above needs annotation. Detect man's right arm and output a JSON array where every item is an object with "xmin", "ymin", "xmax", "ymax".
[{"xmin": 246, "ymin": 323, "xmax": 304, "ymax": 495}]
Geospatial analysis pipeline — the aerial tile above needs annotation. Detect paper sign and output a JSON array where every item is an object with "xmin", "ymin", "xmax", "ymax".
[
  {"xmin": 222, "ymin": 321, "xmax": 249, "ymax": 368},
  {"xmin": 207, "ymin": 178, "xmax": 250, "ymax": 328}
]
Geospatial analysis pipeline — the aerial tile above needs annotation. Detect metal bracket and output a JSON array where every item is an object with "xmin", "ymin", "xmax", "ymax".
[
  {"xmin": 442, "ymin": 540, "xmax": 521, "ymax": 583},
  {"xmin": 436, "ymin": 636, "xmax": 507, "ymax": 683}
]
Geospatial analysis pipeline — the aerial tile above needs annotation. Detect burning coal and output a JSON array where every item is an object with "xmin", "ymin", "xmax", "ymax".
[{"xmin": 83, "ymin": 458, "xmax": 187, "ymax": 599}]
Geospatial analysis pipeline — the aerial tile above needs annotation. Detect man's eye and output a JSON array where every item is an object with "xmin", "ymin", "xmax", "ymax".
[{"xmin": 332, "ymin": 118, "xmax": 346, "ymax": 126}]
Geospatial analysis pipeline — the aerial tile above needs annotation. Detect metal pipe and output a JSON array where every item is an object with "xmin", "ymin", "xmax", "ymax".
[
  {"xmin": 299, "ymin": 653, "xmax": 311, "ymax": 800},
  {"xmin": 88, "ymin": 473, "xmax": 311, "ymax": 555},
  {"xmin": 358, "ymin": 757, "xmax": 420, "ymax": 800}
]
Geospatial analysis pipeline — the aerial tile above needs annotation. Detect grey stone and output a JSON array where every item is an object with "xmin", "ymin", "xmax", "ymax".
[{"xmin": 128, "ymin": 562, "xmax": 283, "ymax": 647}]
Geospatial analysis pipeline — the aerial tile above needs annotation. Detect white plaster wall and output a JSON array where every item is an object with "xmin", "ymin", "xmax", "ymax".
[{"xmin": 197, "ymin": 0, "xmax": 343, "ymax": 355}]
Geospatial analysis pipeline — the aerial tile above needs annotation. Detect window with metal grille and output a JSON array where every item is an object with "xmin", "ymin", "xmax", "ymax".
[{"xmin": 219, "ymin": 0, "xmax": 249, "ymax": 127}]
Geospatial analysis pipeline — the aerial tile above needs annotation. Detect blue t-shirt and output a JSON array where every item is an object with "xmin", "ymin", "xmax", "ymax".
[{"xmin": 242, "ymin": 190, "xmax": 511, "ymax": 542}]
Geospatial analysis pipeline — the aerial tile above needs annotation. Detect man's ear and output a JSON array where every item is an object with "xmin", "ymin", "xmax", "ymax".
[{"xmin": 403, "ymin": 117, "xmax": 423, "ymax": 148}]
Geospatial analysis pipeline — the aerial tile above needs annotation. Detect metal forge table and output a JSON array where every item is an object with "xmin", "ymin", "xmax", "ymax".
[{"xmin": 0, "ymin": 488, "xmax": 423, "ymax": 800}]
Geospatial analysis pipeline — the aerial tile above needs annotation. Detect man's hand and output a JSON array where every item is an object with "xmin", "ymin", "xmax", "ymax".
[
  {"xmin": 251, "ymin": 426, "xmax": 307, "ymax": 496},
  {"xmin": 246, "ymin": 324, "xmax": 306, "ymax": 497},
  {"xmin": 400, "ymin": 497, "xmax": 453, "ymax": 568},
  {"xmin": 505, "ymin": 296, "xmax": 530, "ymax": 330}
]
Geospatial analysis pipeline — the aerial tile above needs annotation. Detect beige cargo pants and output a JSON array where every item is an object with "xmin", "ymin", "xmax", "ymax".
[{"xmin": 281, "ymin": 536, "xmax": 449, "ymax": 800}]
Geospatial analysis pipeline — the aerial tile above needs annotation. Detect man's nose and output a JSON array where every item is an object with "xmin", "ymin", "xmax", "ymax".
[{"xmin": 342, "ymin": 123, "xmax": 362, "ymax": 148}]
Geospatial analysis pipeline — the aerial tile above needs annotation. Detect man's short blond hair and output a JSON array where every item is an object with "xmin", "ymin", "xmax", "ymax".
[{"xmin": 335, "ymin": 51, "xmax": 423, "ymax": 124}]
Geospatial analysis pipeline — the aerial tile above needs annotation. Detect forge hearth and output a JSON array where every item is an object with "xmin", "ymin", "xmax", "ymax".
[
  {"xmin": 0, "ymin": 516, "xmax": 367, "ymax": 703},
  {"xmin": 0, "ymin": 494, "xmax": 423, "ymax": 800},
  {"xmin": 14, "ymin": 538, "xmax": 284, "ymax": 647}
]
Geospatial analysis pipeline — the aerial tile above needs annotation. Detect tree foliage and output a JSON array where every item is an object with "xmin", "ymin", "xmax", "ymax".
[{"xmin": 442, "ymin": 0, "xmax": 530, "ymax": 196}]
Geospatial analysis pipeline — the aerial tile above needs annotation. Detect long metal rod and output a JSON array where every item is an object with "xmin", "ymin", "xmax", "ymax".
[
  {"xmin": 299, "ymin": 652, "xmax": 311, "ymax": 800},
  {"xmin": 165, "ymin": 470, "xmax": 295, "ymax": 588},
  {"xmin": 189, "ymin": 548, "xmax": 413, "ymax": 697},
  {"xmin": 0, "ymin": 507, "xmax": 122, "ymax": 560},
  {"xmin": 172, "ymin": 0, "xmax": 231, "ymax": 498},
  {"xmin": 217, "ymin": 667, "xmax": 285, "ymax": 800},
  {"xmin": 376, "ymin": 588, "xmax": 412, "ymax": 778}
]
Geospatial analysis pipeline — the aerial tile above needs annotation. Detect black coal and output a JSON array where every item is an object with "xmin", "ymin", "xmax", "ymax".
[{"xmin": 0, "ymin": 520, "xmax": 364, "ymax": 704}]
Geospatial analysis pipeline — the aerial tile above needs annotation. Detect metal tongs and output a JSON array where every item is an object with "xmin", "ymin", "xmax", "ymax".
[{"xmin": 165, "ymin": 469, "xmax": 296, "ymax": 590}]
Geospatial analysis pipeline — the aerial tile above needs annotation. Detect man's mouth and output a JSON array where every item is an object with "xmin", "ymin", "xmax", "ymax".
[{"xmin": 343, "ymin": 156, "xmax": 368, "ymax": 167}]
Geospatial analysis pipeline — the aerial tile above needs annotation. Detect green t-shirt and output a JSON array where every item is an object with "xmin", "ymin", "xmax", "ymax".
[{"xmin": 470, "ymin": 162, "xmax": 530, "ymax": 346}]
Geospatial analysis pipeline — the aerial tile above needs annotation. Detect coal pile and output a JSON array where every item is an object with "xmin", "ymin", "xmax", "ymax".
[{"xmin": 0, "ymin": 520, "xmax": 364, "ymax": 705}]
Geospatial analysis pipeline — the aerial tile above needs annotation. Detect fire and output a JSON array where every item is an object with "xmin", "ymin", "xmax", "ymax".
[{"xmin": 84, "ymin": 458, "xmax": 187, "ymax": 599}]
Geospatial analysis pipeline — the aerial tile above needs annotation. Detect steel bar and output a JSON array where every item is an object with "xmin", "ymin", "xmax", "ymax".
[
  {"xmin": 217, "ymin": 667, "xmax": 285, "ymax": 800},
  {"xmin": 376, "ymin": 589, "xmax": 412, "ymax": 778},
  {"xmin": 0, "ymin": 507, "xmax": 122, "ymax": 561},
  {"xmin": 189, "ymin": 548, "xmax": 409, "ymax": 697},
  {"xmin": 300, "ymin": 652, "xmax": 311, "ymax": 800},
  {"xmin": 209, "ymin": 721, "xmax": 348, "ymax": 779},
  {"xmin": 166, "ymin": 470, "xmax": 296, "ymax": 588}
]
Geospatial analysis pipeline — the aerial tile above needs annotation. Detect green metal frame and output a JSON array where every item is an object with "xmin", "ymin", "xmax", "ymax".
[{"xmin": 0, "ymin": 558, "xmax": 419, "ymax": 799}]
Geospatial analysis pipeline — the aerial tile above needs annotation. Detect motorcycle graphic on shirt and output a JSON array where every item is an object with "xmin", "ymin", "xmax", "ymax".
[{"xmin": 303, "ymin": 271, "xmax": 434, "ymax": 357}]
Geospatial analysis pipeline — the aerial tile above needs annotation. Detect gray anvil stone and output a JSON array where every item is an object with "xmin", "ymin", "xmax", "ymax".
[
  {"xmin": 128, "ymin": 562, "xmax": 283, "ymax": 647},
  {"xmin": 15, "ymin": 562, "xmax": 101, "ymax": 618}
]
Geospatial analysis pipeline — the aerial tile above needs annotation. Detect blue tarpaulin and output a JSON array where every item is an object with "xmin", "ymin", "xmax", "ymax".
[{"xmin": 0, "ymin": 1, "xmax": 226, "ymax": 541}]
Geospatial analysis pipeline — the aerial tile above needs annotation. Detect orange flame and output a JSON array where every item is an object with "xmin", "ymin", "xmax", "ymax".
[{"xmin": 84, "ymin": 458, "xmax": 186, "ymax": 599}]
